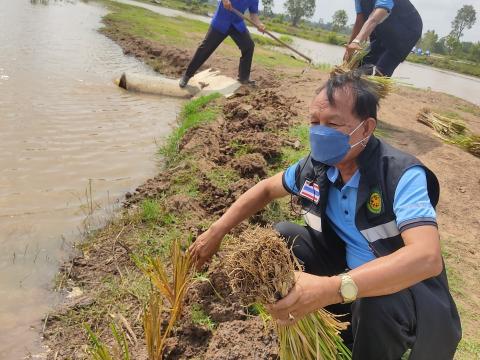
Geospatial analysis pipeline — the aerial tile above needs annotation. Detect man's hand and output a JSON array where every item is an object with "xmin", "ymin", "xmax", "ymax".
[
  {"xmin": 257, "ymin": 22, "xmax": 266, "ymax": 33},
  {"xmin": 343, "ymin": 41, "xmax": 363, "ymax": 62},
  {"xmin": 188, "ymin": 226, "xmax": 224, "ymax": 270},
  {"xmin": 266, "ymin": 272, "xmax": 341, "ymax": 325},
  {"xmin": 222, "ymin": 0, "xmax": 233, "ymax": 11}
]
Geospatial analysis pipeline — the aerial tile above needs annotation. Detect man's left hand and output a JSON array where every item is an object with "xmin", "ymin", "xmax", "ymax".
[
  {"xmin": 266, "ymin": 272, "xmax": 341, "ymax": 325},
  {"xmin": 257, "ymin": 23, "xmax": 266, "ymax": 33}
]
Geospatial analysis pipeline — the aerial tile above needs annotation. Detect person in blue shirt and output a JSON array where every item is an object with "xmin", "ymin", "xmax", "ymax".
[
  {"xmin": 345, "ymin": 0, "xmax": 423, "ymax": 76},
  {"xmin": 189, "ymin": 71, "xmax": 461, "ymax": 358},
  {"xmin": 179, "ymin": 0, "xmax": 265, "ymax": 88}
]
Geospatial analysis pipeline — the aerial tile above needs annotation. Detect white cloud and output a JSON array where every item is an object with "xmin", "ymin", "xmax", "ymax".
[{"xmin": 268, "ymin": 0, "xmax": 480, "ymax": 42}]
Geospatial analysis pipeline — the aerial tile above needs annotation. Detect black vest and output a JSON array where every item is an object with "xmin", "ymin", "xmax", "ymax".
[
  {"xmin": 360, "ymin": 0, "xmax": 422, "ymax": 53},
  {"xmin": 293, "ymin": 137, "xmax": 461, "ymax": 359}
]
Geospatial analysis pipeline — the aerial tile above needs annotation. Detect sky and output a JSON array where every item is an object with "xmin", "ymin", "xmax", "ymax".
[{"xmin": 269, "ymin": 0, "xmax": 480, "ymax": 42}]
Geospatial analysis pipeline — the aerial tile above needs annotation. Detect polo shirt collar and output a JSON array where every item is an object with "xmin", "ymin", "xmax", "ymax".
[{"xmin": 327, "ymin": 167, "xmax": 361, "ymax": 189}]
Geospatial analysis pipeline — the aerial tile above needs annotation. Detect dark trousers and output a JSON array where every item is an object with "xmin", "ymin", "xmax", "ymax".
[
  {"xmin": 185, "ymin": 26, "xmax": 255, "ymax": 81},
  {"xmin": 362, "ymin": 39, "xmax": 412, "ymax": 77},
  {"xmin": 275, "ymin": 221, "xmax": 417, "ymax": 360},
  {"xmin": 363, "ymin": 17, "xmax": 422, "ymax": 77}
]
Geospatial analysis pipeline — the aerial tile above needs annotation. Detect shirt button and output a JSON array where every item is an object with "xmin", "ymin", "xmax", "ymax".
[
  {"xmin": 342, "ymin": 195, "xmax": 347, "ymax": 199},
  {"xmin": 344, "ymin": 210, "xmax": 349, "ymax": 215}
]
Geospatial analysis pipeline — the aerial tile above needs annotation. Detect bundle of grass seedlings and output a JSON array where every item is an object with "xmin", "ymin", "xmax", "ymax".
[
  {"xmin": 224, "ymin": 227, "xmax": 352, "ymax": 360},
  {"xmin": 417, "ymin": 108, "xmax": 480, "ymax": 158},
  {"xmin": 330, "ymin": 46, "xmax": 394, "ymax": 100}
]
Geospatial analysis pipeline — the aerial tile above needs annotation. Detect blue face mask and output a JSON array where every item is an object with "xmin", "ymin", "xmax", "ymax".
[{"xmin": 309, "ymin": 122, "xmax": 369, "ymax": 166}]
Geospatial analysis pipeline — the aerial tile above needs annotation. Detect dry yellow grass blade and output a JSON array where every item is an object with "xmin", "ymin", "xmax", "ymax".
[{"xmin": 142, "ymin": 239, "xmax": 195, "ymax": 360}]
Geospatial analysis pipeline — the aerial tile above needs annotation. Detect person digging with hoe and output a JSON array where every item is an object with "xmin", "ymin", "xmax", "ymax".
[
  {"xmin": 189, "ymin": 71, "xmax": 461, "ymax": 359},
  {"xmin": 179, "ymin": 0, "xmax": 265, "ymax": 88}
]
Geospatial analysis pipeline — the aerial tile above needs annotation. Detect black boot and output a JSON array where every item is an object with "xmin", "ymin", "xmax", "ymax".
[
  {"xmin": 179, "ymin": 74, "xmax": 191, "ymax": 88},
  {"xmin": 238, "ymin": 78, "xmax": 256, "ymax": 86}
]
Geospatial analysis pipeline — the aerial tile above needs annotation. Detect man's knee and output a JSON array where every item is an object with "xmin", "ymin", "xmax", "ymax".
[{"xmin": 274, "ymin": 221, "xmax": 302, "ymax": 245}]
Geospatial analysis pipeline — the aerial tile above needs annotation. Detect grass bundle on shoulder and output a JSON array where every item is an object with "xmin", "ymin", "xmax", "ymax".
[
  {"xmin": 224, "ymin": 227, "xmax": 352, "ymax": 360},
  {"xmin": 330, "ymin": 45, "xmax": 394, "ymax": 100}
]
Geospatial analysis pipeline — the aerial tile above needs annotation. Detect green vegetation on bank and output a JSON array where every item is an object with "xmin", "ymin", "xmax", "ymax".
[
  {"xmin": 263, "ymin": 18, "xmax": 348, "ymax": 46},
  {"xmin": 407, "ymin": 54, "xmax": 480, "ymax": 78},
  {"xmin": 160, "ymin": 92, "xmax": 222, "ymax": 165}
]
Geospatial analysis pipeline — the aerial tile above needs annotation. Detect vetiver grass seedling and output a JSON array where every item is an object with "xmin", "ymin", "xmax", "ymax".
[
  {"xmin": 224, "ymin": 227, "xmax": 352, "ymax": 360},
  {"xmin": 85, "ymin": 239, "xmax": 195, "ymax": 359}
]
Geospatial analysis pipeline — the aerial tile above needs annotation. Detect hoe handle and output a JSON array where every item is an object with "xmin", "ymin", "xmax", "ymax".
[{"xmin": 230, "ymin": 8, "xmax": 313, "ymax": 63}]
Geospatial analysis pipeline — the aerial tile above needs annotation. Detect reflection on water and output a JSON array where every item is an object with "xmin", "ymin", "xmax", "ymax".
[{"xmin": 0, "ymin": 1, "xmax": 181, "ymax": 358}]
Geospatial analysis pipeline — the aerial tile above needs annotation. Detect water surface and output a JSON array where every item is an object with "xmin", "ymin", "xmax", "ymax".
[{"xmin": 0, "ymin": 1, "xmax": 181, "ymax": 357}]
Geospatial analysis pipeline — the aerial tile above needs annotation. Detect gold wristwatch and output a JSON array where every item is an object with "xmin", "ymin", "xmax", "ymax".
[{"xmin": 339, "ymin": 273, "xmax": 358, "ymax": 304}]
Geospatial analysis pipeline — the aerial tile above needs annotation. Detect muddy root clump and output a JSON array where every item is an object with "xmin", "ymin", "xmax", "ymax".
[{"xmin": 224, "ymin": 227, "xmax": 296, "ymax": 305}]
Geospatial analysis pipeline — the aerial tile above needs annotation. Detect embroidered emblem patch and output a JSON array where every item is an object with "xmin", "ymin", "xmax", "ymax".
[
  {"xmin": 299, "ymin": 180, "xmax": 320, "ymax": 204},
  {"xmin": 367, "ymin": 189, "xmax": 382, "ymax": 214}
]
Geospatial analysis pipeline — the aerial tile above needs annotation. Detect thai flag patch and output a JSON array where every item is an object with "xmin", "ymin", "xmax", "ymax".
[{"xmin": 299, "ymin": 180, "xmax": 320, "ymax": 204}]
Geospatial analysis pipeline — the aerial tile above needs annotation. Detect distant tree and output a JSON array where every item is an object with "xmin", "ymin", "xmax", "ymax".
[
  {"xmin": 419, "ymin": 30, "xmax": 439, "ymax": 51},
  {"xmin": 446, "ymin": 34, "xmax": 462, "ymax": 53},
  {"xmin": 450, "ymin": 5, "xmax": 477, "ymax": 42},
  {"xmin": 434, "ymin": 37, "xmax": 448, "ymax": 54},
  {"xmin": 284, "ymin": 0, "xmax": 316, "ymax": 26},
  {"xmin": 331, "ymin": 9, "xmax": 348, "ymax": 32},
  {"xmin": 262, "ymin": 0, "xmax": 274, "ymax": 17}
]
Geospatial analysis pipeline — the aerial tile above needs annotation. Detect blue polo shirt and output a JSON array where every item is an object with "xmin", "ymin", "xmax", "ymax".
[
  {"xmin": 211, "ymin": 0, "xmax": 259, "ymax": 34},
  {"xmin": 355, "ymin": 0, "xmax": 394, "ymax": 14},
  {"xmin": 283, "ymin": 164, "xmax": 436, "ymax": 269}
]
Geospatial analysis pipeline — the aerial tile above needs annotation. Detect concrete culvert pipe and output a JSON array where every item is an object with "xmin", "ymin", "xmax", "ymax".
[{"xmin": 117, "ymin": 72, "xmax": 200, "ymax": 99}]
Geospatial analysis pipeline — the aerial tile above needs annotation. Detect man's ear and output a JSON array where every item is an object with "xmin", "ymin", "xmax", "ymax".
[{"xmin": 364, "ymin": 117, "xmax": 377, "ymax": 136}]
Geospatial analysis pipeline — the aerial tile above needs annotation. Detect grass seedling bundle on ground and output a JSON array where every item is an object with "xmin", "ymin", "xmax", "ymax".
[
  {"xmin": 417, "ymin": 108, "xmax": 480, "ymax": 158},
  {"xmin": 224, "ymin": 227, "xmax": 352, "ymax": 360}
]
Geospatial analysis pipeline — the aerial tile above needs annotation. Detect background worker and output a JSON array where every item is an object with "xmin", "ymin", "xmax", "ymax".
[
  {"xmin": 345, "ymin": 0, "xmax": 423, "ymax": 76},
  {"xmin": 179, "ymin": 0, "xmax": 265, "ymax": 88},
  {"xmin": 189, "ymin": 72, "xmax": 461, "ymax": 359}
]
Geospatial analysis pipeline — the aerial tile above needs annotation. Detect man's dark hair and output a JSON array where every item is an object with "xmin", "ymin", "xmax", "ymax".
[{"xmin": 318, "ymin": 69, "xmax": 380, "ymax": 121}]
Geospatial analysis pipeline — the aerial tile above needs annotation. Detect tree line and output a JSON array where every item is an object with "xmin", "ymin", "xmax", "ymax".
[{"xmin": 417, "ymin": 5, "xmax": 478, "ymax": 63}]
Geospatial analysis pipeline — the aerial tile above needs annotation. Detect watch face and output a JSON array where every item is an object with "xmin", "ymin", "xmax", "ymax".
[{"xmin": 343, "ymin": 283, "xmax": 357, "ymax": 299}]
